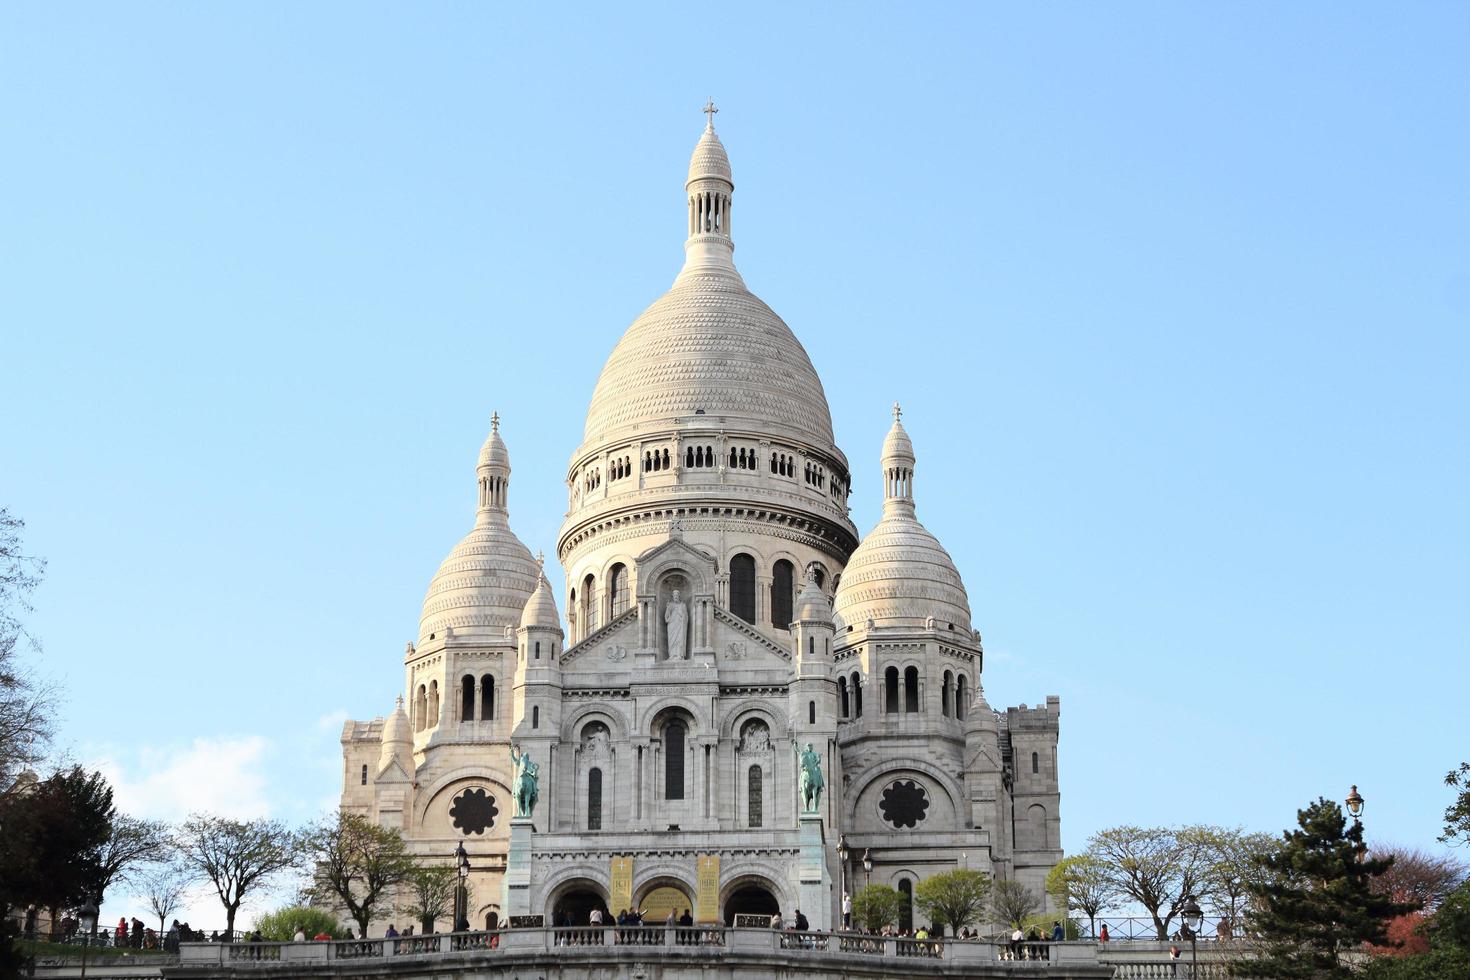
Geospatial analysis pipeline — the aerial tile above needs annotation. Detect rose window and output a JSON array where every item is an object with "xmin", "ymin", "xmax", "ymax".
[
  {"xmin": 450, "ymin": 787, "xmax": 498, "ymax": 836},
  {"xmin": 878, "ymin": 779, "xmax": 929, "ymax": 829}
]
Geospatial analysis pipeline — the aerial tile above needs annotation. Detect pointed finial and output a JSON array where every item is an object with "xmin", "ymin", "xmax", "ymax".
[
  {"xmin": 491, "ymin": 411, "xmax": 500, "ymax": 432},
  {"xmin": 396, "ymin": 695, "xmax": 405, "ymax": 709},
  {"xmin": 535, "ymin": 550, "xmax": 545, "ymax": 570},
  {"xmin": 893, "ymin": 402, "xmax": 903, "ymax": 422},
  {"xmin": 703, "ymin": 99, "xmax": 718, "ymax": 130}
]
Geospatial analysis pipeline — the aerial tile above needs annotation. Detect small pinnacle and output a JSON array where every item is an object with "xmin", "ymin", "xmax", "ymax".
[
  {"xmin": 491, "ymin": 411, "xmax": 500, "ymax": 432},
  {"xmin": 892, "ymin": 402, "xmax": 903, "ymax": 422},
  {"xmin": 703, "ymin": 98, "xmax": 718, "ymax": 131},
  {"xmin": 536, "ymin": 550, "xmax": 545, "ymax": 569}
]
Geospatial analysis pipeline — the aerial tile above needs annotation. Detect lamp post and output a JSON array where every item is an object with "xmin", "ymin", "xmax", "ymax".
[
  {"xmin": 1345, "ymin": 785, "xmax": 1364, "ymax": 825},
  {"xmin": 76, "ymin": 903, "xmax": 98, "ymax": 980},
  {"xmin": 837, "ymin": 835, "xmax": 850, "ymax": 930},
  {"xmin": 1179, "ymin": 895, "xmax": 1202, "ymax": 980},
  {"xmin": 862, "ymin": 849, "xmax": 873, "ymax": 892},
  {"xmin": 454, "ymin": 842, "xmax": 471, "ymax": 932}
]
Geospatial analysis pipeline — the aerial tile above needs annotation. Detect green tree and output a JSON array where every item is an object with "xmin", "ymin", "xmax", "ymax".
[
  {"xmin": 1240, "ymin": 798, "xmax": 1417, "ymax": 979},
  {"xmin": 252, "ymin": 905, "xmax": 344, "ymax": 942},
  {"xmin": 913, "ymin": 869, "xmax": 991, "ymax": 936},
  {"xmin": 399, "ymin": 864, "xmax": 460, "ymax": 934},
  {"xmin": 1441, "ymin": 763, "xmax": 1470, "ymax": 848},
  {"xmin": 991, "ymin": 879, "xmax": 1040, "ymax": 930},
  {"xmin": 1046, "ymin": 855, "xmax": 1116, "ymax": 936},
  {"xmin": 305, "ymin": 812, "xmax": 415, "ymax": 935},
  {"xmin": 176, "ymin": 814, "xmax": 301, "ymax": 939},
  {"xmin": 1087, "ymin": 824, "xmax": 1214, "ymax": 939},
  {"xmin": 1360, "ymin": 880, "xmax": 1470, "ymax": 980},
  {"xmin": 0, "ymin": 767, "xmax": 115, "ymax": 933},
  {"xmin": 850, "ymin": 884, "xmax": 906, "ymax": 933}
]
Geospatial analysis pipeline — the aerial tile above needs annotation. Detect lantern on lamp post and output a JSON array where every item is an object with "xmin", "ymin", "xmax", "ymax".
[{"xmin": 1179, "ymin": 894, "xmax": 1203, "ymax": 979}]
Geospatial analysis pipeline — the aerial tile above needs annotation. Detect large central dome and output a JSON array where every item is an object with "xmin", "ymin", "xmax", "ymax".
[{"xmin": 580, "ymin": 125, "xmax": 837, "ymax": 453}]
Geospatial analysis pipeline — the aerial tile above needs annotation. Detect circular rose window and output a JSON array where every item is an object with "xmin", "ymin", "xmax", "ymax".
[
  {"xmin": 878, "ymin": 779, "xmax": 929, "ymax": 829},
  {"xmin": 450, "ymin": 787, "xmax": 499, "ymax": 836}
]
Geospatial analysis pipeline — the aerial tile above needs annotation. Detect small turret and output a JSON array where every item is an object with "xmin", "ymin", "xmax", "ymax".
[
  {"xmin": 792, "ymin": 571, "xmax": 834, "ymax": 670},
  {"xmin": 378, "ymin": 696, "xmax": 414, "ymax": 777}
]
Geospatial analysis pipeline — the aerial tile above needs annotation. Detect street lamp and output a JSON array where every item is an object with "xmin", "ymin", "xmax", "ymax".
[
  {"xmin": 1345, "ymin": 785, "xmax": 1364, "ymax": 823},
  {"xmin": 76, "ymin": 903, "xmax": 98, "ymax": 980},
  {"xmin": 454, "ymin": 842, "xmax": 471, "ymax": 932},
  {"xmin": 862, "ymin": 849, "xmax": 873, "ymax": 891},
  {"xmin": 1179, "ymin": 895, "xmax": 1202, "ymax": 980},
  {"xmin": 836, "ymin": 835, "xmax": 850, "ymax": 929}
]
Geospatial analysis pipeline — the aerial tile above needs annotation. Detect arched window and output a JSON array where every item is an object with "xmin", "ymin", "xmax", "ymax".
[
  {"xmin": 609, "ymin": 563, "xmax": 630, "ymax": 617},
  {"xmin": 532, "ymin": 705, "xmax": 539, "ymax": 729},
  {"xmin": 534, "ymin": 640, "xmax": 541, "ymax": 660},
  {"xmin": 462, "ymin": 676, "xmax": 476, "ymax": 722},
  {"xmin": 897, "ymin": 879, "xmax": 913, "ymax": 932},
  {"xmin": 686, "ymin": 446, "xmax": 695, "ymax": 468},
  {"xmin": 808, "ymin": 700, "xmax": 816, "ymax": 724},
  {"xmin": 664, "ymin": 720, "xmax": 686, "ymax": 800},
  {"xmin": 481, "ymin": 674, "xmax": 496, "ymax": 720},
  {"xmin": 771, "ymin": 559, "xmax": 794, "ymax": 627},
  {"xmin": 955, "ymin": 675, "xmax": 967, "ymax": 720},
  {"xmin": 941, "ymin": 671, "xmax": 953, "ymax": 718},
  {"xmin": 414, "ymin": 684, "xmax": 427, "ymax": 731},
  {"xmin": 729, "ymin": 553, "xmax": 756, "ymax": 624},
  {"xmin": 811, "ymin": 567, "xmax": 825, "ymax": 590},
  {"xmin": 884, "ymin": 667, "xmax": 899, "ymax": 714},
  {"xmin": 587, "ymin": 768, "xmax": 603, "ymax": 831},
  {"xmin": 360, "ymin": 764, "xmax": 367, "ymax": 786},
  {"xmin": 581, "ymin": 574, "xmax": 596, "ymax": 637},
  {"xmin": 427, "ymin": 681, "xmax": 439, "ymax": 727},
  {"xmin": 748, "ymin": 766, "xmax": 763, "ymax": 828},
  {"xmin": 904, "ymin": 666, "xmax": 919, "ymax": 713},
  {"xmin": 1032, "ymin": 751, "xmax": 1040, "ymax": 774},
  {"xmin": 852, "ymin": 672, "xmax": 863, "ymax": 717},
  {"xmin": 838, "ymin": 677, "xmax": 849, "ymax": 719}
]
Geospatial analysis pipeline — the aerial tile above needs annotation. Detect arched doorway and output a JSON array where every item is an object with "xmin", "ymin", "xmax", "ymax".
[
  {"xmin": 550, "ymin": 884, "xmax": 609, "ymax": 927},
  {"xmin": 723, "ymin": 884, "xmax": 780, "ymax": 926},
  {"xmin": 637, "ymin": 881, "xmax": 694, "ymax": 924}
]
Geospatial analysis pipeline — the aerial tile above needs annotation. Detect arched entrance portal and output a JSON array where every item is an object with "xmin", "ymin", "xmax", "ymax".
[
  {"xmin": 637, "ymin": 882, "xmax": 694, "ymax": 924},
  {"xmin": 724, "ymin": 884, "xmax": 780, "ymax": 926},
  {"xmin": 552, "ymin": 887, "xmax": 609, "ymax": 927}
]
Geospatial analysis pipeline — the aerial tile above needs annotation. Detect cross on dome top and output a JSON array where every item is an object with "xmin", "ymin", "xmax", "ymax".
[
  {"xmin": 491, "ymin": 411, "xmax": 500, "ymax": 432},
  {"xmin": 703, "ymin": 99, "xmax": 718, "ymax": 130},
  {"xmin": 893, "ymin": 402, "xmax": 903, "ymax": 422}
]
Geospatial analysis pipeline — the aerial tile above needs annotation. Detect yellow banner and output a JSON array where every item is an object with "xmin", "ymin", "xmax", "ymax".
[
  {"xmin": 696, "ymin": 854, "xmax": 720, "ymax": 923},
  {"xmin": 610, "ymin": 856, "xmax": 634, "ymax": 913}
]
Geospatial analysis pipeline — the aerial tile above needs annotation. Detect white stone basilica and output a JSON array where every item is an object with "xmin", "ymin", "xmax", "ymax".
[{"xmin": 341, "ymin": 113, "xmax": 1062, "ymax": 934}]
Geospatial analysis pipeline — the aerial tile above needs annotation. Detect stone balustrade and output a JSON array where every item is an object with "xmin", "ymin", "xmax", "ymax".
[{"xmin": 169, "ymin": 928, "xmax": 1113, "ymax": 978}]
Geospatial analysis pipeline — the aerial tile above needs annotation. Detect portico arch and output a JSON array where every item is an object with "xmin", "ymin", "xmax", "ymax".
[
  {"xmin": 634, "ymin": 875, "xmax": 695, "ymax": 923},
  {"xmin": 720, "ymin": 873, "xmax": 784, "ymax": 926},
  {"xmin": 545, "ymin": 876, "xmax": 610, "ymax": 926}
]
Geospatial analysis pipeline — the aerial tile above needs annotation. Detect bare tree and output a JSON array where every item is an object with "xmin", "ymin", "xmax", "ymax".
[
  {"xmin": 304, "ymin": 812, "xmax": 415, "ymax": 935},
  {"xmin": 95, "ymin": 816, "xmax": 172, "ymax": 910},
  {"xmin": 1086, "ymin": 825, "xmax": 1214, "ymax": 939},
  {"xmin": 176, "ymin": 815, "xmax": 300, "ymax": 939},
  {"xmin": 0, "ymin": 508, "xmax": 54, "ymax": 791},
  {"xmin": 991, "ymin": 879, "xmax": 1040, "ymax": 929},
  {"xmin": 1198, "ymin": 828, "xmax": 1276, "ymax": 931},
  {"xmin": 1368, "ymin": 842, "xmax": 1469, "ymax": 910},
  {"xmin": 139, "ymin": 864, "xmax": 191, "ymax": 937}
]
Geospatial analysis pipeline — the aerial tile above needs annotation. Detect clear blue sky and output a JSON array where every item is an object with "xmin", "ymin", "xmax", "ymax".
[{"xmin": 3, "ymin": 3, "xmax": 1467, "ymax": 924}]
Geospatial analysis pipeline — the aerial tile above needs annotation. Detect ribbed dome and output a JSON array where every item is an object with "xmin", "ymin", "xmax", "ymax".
[
  {"xmin": 687, "ymin": 126, "xmax": 732, "ymax": 185},
  {"xmin": 833, "ymin": 409, "xmax": 972, "ymax": 632},
  {"xmin": 582, "ymin": 267, "xmax": 837, "ymax": 447},
  {"xmin": 833, "ymin": 511, "xmax": 972, "ymax": 631},
  {"xmin": 795, "ymin": 572, "xmax": 833, "ymax": 623},
  {"xmin": 478, "ymin": 413, "xmax": 509, "ymax": 469},
  {"xmin": 419, "ymin": 522, "xmax": 539, "ymax": 646}
]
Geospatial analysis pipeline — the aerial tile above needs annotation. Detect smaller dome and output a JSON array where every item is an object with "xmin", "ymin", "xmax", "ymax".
[
  {"xmin": 687, "ymin": 126, "xmax": 733, "ymax": 186},
  {"xmin": 519, "ymin": 557, "xmax": 562, "ymax": 632},
  {"xmin": 381, "ymin": 696, "xmax": 411, "ymax": 746},
  {"xmin": 882, "ymin": 404, "xmax": 915, "ymax": 465},
  {"xmin": 478, "ymin": 412, "xmax": 509, "ymax": 469},
  {"xmin": 795, "ymin": 572, "xmax": 833, "ymax": 623}
]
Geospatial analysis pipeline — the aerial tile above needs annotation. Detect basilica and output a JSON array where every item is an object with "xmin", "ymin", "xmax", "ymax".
[{"xmin": 340, "ymin": 113, "xmax": 1062, "ymax": 934}]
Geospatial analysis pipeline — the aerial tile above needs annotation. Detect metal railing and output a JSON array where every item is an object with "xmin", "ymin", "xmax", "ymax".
[{"xmin": 1083, "ymin": 915, "xmax": 1241, "ymax": 942}]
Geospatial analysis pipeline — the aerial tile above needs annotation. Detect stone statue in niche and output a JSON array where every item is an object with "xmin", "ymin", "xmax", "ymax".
[
  {"xmin": 665, "ymin": 589, "xmax": 689, "ymax": 660},
  {"xmin": 582, "ymin": 723, "xmax": 611, "ymax": 758},
  {"xmin": 737, "ymin": 720, "xmax": 771, "ymax": 754}
]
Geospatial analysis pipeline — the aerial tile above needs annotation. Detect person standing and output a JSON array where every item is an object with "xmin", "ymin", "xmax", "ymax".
[
  {"xmin": 1098, "ymin": 923, "xmax": 1109, "ymax": 943},
  {"xmin": 841, "ymin": 892, "xmax": 852, "ymax": 930}
]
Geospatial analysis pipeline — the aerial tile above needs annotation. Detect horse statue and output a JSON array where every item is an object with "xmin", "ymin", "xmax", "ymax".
[
  {"xmin": 509, "ymin": 744, "xmax": 539, "ymax": 818},
  {"xmin": 795, "ymin": 741, "xmax": 824, "ymax": 814}
]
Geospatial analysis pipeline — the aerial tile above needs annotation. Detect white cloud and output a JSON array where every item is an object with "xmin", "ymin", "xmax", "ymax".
[
  {"xmin": 314, "ymin": 709, "xmax": 350, "ymax": 735},
  {"xmin": 93, "ymin": 735, "xmax": 275, "ymax": 822}
]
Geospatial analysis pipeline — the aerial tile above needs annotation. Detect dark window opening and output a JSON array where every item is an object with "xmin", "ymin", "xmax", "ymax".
[
  {"xmin": 885, "ymin": 666, "xmax": 899, "ymax": 714},
  {"xmin": 587, "ymin": 767, "xmax": 603, "ymax": 831},
  {"xmin": 771, "ymin": 559, "xmax": 794, "ymax": 627},
  {"xmin": 729, "ymin": 553, "xmax": 756, "ymax": 624},
  {"xmin": 665, "ymin": 720, "xmax": 686, "ymax": 799},
  {"xmin": 748, "ymin": 766, "xmax": 763, "ymax": 827},
  {"xmin": 462, "ymin": 675, "xmax": 476, "ymax": 722},
  {"xmin": 904, "ymin": 666, "xmax": 920, "ymax": 713}
]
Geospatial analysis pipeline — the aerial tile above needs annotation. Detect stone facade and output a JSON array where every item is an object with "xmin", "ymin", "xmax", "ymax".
[{"xmin": 341, "ymin": 115, "xmax": 1063, "ymax": 934}]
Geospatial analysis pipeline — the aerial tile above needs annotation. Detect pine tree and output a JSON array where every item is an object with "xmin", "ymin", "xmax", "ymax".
[{"xmin": 1241, "ymin": 797, "xmax": 1417, "ymax": 978}]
